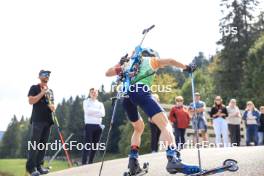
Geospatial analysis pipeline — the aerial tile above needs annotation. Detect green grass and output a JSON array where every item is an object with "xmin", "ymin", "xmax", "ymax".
[
  {"xmin": 0, "ymin": 154, "xmax": 125, "ymax": 176},
  {"xmin": 0, "ymin": 159, "xmax": 68, "ymax": 176}
]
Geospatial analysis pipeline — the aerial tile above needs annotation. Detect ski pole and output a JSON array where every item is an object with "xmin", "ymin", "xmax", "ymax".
[
  {"xmin": 51, "ymin": 111, "xmax": 73, "ymax": 167},
  {"xmin": 93, "ymin": 125, "xmax": 105, "ymax": 162},
  {"xmin": 190, "ymin": 72, "xmax": 202, "ymax": 170},
  {"xmin": 46, "ymin": 90, "xmax": 73, "ymax": 168},
  {"xmin": 48, "ymin": 133, "xmax": 74, "ymax": 169},
  {"xmin": 98, "ymin": 91, "xmax": 123, "ymax": 176}
]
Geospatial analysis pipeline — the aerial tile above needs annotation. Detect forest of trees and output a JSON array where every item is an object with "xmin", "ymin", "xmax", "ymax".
[{"xmin": 1, "ymin": 0, "xmax": 263, "ymax": 161}]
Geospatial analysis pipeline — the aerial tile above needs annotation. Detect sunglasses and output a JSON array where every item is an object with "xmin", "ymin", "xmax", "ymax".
[{"xmin": 39, "ymin": 72, "xmax": 50, "ymax": 78}]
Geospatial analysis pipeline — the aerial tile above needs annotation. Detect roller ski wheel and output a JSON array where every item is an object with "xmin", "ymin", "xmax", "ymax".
[
  {"xmin": 143, "ymin": 162, "xmax": 149, "ymax": 170},
  {"xmin": 187, "ymin": 159, "xmax": 238, "ymax": 176},
  {"xmin": 223, "ymin": 159, "xmax": 239, "ymax": 172}
]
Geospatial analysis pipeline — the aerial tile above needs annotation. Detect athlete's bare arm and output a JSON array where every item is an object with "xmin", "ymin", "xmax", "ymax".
[
  {"xmin": 156, "ymin": 58, "xmax": 187, "ymax": 70},
  {"xmin": 105, "ymin": 64, "xmax": 121, "ymax": 77},
  {"xmin": 106, "ymin": 57, "xmax": 188, "ymax": 77}
]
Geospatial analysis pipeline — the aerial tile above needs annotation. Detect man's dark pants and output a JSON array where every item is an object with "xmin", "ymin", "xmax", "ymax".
[
  {"xmin": 228, "ymin": 124, "xmax": 241, "ymax": 146},
  {"xmin": 149, "ymin": 122, "xmax": 161, "ymax": 152},
  {"xmin": 26, "ymin": 122, "xmax": 51, "ymax": 172}
]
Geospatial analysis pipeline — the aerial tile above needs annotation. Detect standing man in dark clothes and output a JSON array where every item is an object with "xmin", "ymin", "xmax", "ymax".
[
  {"xmin": 26, "ymin": 70, "xmax": 54, "ymax": 176},
  {"xmin": 258, "ymin": 106, "xmax": 264, "ymax": 145},
  {"xmin": 148, "ymin": 94, "xmax": 161, "ymax": 153}
]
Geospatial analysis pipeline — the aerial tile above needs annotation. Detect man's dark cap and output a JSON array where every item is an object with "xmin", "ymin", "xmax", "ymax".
[{"xmin": 39, "ymin": 70, "xmax": 51, "ymax": 78}]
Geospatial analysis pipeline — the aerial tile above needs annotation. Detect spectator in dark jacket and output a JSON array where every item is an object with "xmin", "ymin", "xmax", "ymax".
[
  {"xmin": 169, "ymin": 96, "xmax": 190, "ymax": 149},
  {"xmin": 258, "ymin": 106, "xmax": 264, "ymax": 145},
  {"xmin": 243, "ymin": 101, "xmax": 260, "ymax": 146},
  {"xmin": 210, "ymin": 96, "xmax": 229, "ymax": 147}
]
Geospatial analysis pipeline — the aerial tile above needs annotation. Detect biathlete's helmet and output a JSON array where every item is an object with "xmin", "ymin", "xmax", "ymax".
[{"xmin": 141, "ymin": 48, "xmax": 159, "ymax": 58}]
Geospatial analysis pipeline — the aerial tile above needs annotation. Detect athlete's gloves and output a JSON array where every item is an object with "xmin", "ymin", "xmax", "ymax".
[{"xmin": 184, "ymin": 63, "xmax": 197, "ymax": 73}]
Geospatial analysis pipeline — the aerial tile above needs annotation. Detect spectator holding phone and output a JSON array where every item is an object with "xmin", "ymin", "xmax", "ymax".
[
  {"xmin": 210, "ymin": 96, "xmax": 229, "ymax": 147},
  {"xmin": 226, "ymin": 99, "xmax": 241, "ymax": 146},
  {"xmin": 243, "ymin": 101, "xmax": 260, "ymax": 146}
]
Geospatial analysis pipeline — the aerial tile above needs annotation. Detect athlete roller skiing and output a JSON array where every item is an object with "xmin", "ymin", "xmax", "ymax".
[{"xmin": 105, "ymin": 49, "xmax": 201, "ymax": 175}]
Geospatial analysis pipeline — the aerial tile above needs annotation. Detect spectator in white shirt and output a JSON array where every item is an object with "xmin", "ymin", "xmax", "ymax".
[{"xmin": 82, "ymin": 88, "xmax": 105, "ymax": 165}]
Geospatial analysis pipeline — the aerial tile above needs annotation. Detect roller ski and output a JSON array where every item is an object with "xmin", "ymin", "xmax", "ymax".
[
  {"xmin": 187, "ymin": 159, "xmax": 238, "ymax": 176},
  {"xmin": 123, "ymin": 158, "xmax": 149, "ymax": 176}
]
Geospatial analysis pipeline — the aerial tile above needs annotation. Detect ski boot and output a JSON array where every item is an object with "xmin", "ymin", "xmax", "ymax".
[
  {"xmin": 128, "ymin": 147, "xmax": 142, "ymax": 175},
  {"xmin": 123, "ymin": 145, "xmax": 149, "ymax": 176},
  {"xmin": 128, "ymin": 157, "xmax": 143, "ymax": 175},
  {"xmin": 124, "ymin": 157, "xmax": 149, "ymax": 176},
  {"xmin": 166, "ymin": 149, "xmax": 200, "ymax": 175},
  {"xmin": 37, "ymin": 166, "xmax": 49, "ymax": 175}
]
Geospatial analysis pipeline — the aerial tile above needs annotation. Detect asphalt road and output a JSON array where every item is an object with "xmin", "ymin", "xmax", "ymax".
[{"xmin": 48, "ymin": 146, "xmax": 264, "ymax": 176}]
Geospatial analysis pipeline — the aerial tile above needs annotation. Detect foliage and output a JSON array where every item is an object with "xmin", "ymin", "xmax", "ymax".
[
  {"xmin": 181, "ymin": 69, "xmax": 215, "ymax": 106},
  {"xmin": 214, "ymin": 0, "xmax": 259, "ymax": 104},
  {"xmin": 1, "ymin": 0, "xmax": 264, "ymax": 163},
  {"xmin": 152, "ymin": 73, "xmax": 180, "ymax": 104},
  {"xmin": 242, "ymin": 32, "xmax": 264, "ymax": 108},
  {"xmin": 0, "ymin": 159, "xmax": 68, "ymax": 176}
]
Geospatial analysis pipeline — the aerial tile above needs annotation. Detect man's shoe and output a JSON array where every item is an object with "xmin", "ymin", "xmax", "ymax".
[
  {"xmin": 31, "ymin": 170, "xmax": 41, "ymax": 176},
  {"xmin": 37, "ymin": 166, "xmax": 49, "ymax": 175}
]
